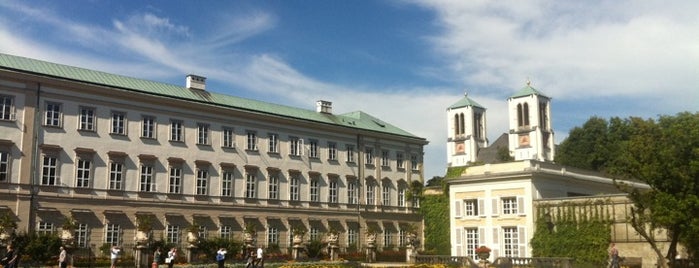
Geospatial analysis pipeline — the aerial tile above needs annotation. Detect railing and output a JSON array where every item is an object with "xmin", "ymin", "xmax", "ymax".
[
  {"xmin": 492, "ymin": 257, "xmax": 574, "ymax": 268},
  {"xmin": 415, "ymin": 255, "xmax": 479, "ymax": 268}
]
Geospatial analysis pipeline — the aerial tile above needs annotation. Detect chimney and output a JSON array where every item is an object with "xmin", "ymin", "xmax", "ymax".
[
  {"xmin": 186, "ymin": 74, "xmax": 206, "ymax": 90},
  {"xmin": 316, "ymin": 100, "xmax": 332, "ymax": 114}
]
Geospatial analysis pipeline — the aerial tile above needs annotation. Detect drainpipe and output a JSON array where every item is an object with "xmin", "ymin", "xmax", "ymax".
[{"xmin": 27, "ymin": 82, "xmax": 41, "ymax": 233}]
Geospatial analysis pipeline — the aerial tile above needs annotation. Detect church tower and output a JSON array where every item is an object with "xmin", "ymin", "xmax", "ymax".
[
  {"xmin": 507, "ymin": 81, "xmax": 555, "ymax": 162},
  {"xmin": 447, "ymin": 93, "xmax": 488, "ymax": 167}
]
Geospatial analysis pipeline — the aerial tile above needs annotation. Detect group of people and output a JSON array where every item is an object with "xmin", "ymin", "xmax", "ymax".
[{"xmin": 245, "ymin": 247, "xmax": 264, "ymax": 268}]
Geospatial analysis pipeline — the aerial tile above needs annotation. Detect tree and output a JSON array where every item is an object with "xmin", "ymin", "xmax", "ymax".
[
  {"xmin": 425, "ymin": 176, "xmax": 444, "ymax": 187},
  {"xmin": 556, "ymin": 112, "xmax": 699, "ymax": 267}
]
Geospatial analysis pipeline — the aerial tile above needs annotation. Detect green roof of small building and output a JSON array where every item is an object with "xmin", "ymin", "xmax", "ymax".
[
  {"xmin": 0, "ymin": 53, "xmax": 425, "ymax": 141},
  {"xmin": 447, "ymin": 94, "xmax": 485, "ymax": 110},
  {"xmin": 509, "ymin": 81, "xmax": 549, "ymax": 99}
]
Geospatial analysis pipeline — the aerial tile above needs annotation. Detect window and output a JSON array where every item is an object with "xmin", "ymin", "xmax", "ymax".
[
  {"xmin": 76, "ymin": 158, "xmax": 92, "ymax": 188},
  {"xmin": 198, "ymin": 226, "xmax": 208, "ymax": 239},
  {"xmin": 246, "ymin": 131, "xmax": 258, "ymax": 151},
  {"xmin": 78, "ymin": 107, "xmax": 95, "ymax": 131},
  {"xmin": 364, "ymin": 147, "xmax": 374, "ymax": 165},
  {"xmin": 399, "ymin": 230, "xmax": 406, "ymax": 247},
  {"xmin": 309, "ymin": 227, "xmax": 320, "ymax": 241},
  {"xmin": 517, "ymin": 103, "xmax": 530, "ymax": 127},
  {"xmin": 0, "ymin": 151, "xmax": 10, "ymax": 181},
  {"xmin": 170, "ymin": 120, "xmax": 184, "ymax": 142},
  {"xmin": 289, "ymin": 176, "xmax": 300, "ymax": 201},
  {"xmin": 222, "ymin": 127, "xmax": 235, "ymax": 148},
  {"xmin": 383, "ymin": 230, "xmax": 392, "ymax": 248},
  {"xmin": 140, "ymin": 164, "xmax": 155, "ymax": 192},
  {"xmin": 346, "ymin": 145, "xmax": 354, "ymax": 162},
  {"xmin": 75, "ymin": 223, "xmax": 89, "ymax": 248},
  {"xmin": 245, "ymin": 172, "xmax": 256, "ymax": 198},
  {"xmin": 347, "ymin": 180, "xmax": 357, "ymax": 204},
  {"xmin": 268, "ymin": 134, "xmax": 278, "ymax": 153},
  {"xmin": 411, "ymin": 155, "xmax": 419, "ymax": 171},
  {"xmin": 366, "ymin": 182, "xmax": 375, "ymax": 205},
  {"xmin": 267, "ymin": 226, "xmax": 279, "ymax": 245},
  {"xmin": 381, "ymin": 150, "xmax": 390, "ymax": 167},
  {"xmin": 41, "ymin": 155, "xmax": 58, "ymax": 185},
  {"xmin": 0, "ymin": 95, "xmax": 15, "ymax": 121},
  {"xmin": 169, "ymin": 165, "xmax": 182, "ymax": 194},
  {"xmin": 396, "ymin": 153, "xmax": 404, "ymax": 169},
  {"xmin": 398, "ymin": 187, "xmax": 405, "ymax": 207},
  {"xmin": 221, "ymin": 171, "xmax": 234, "ymax": 197},
  {"xmin": 465, "ymin": 228, "xmax": 479, "ymax": 259},
  {"xmin": 327, "ymin": 142, "xmax": 337, "ymax": 161},
  {"xmin": 474, "ymin": 112, "xmax": 484, "ymax": 139},
  {"xmin": 166, "ymin": 225, "xmax": 180, "ymax": 243},
  {"xmin": 348, "ymin": 228, "xmax": 357, "ymax": 246},
  {"xmin": 465, "ymin": 199, "xmax": 479, "ymax": 216},
  {"xmin": 109, "ymin": 162, "xmax": 124, "ymax": 190},
  {"xmin": 290, "ymin": 137, "xmax": 303, "ymax": 156},
  {"xmin": 503, "ymin": 227, "xmax": 520, "ymax": 257},
  {"xmin": 268, "ymin": 174, "xmax": 279, "ymax": 200},
  {"xmin": 196, "ymin": 168, "xmax": 208, "ymax": 195},
  {"xmin": 141, "ymin": 116, "xmax": 156, "ymax": 139},
  {"xmin": 37, "ymin": 221, "xmax": 54, "ymax": 235},
  {"xmin": 309, "ymin": 140, "xmax": 319, "ymax": 158},
  {"xmin": 110, "ymin": 112, "xmax": 126, "ymax": 135},
  {"xmin": 220, "ymin": 225, "xmax": 232, "ymax": 239},
  {"xmin": 329, "ymin": 178, "xmax": 338, "ymax": 203},
  {"xmin": 502, "ymin": 197, "xmax": 518, "ymax": 215},
  {"xmin": 197, "ymin": 123, "xmax": 210, "ymax": 145},
  {"xmin": 105, "ymin": 223, "xmax": 120, "ymax": 246},
  {"xmin": 44, "ymin": 102, "xmax": 62, "ymax": 127},
  {"xmin": 382, "ymin": 182, "xmax": 391, "ymax": 206},
  {"xmin": 310, "ymin": 178, "xmax": 319, "ymax": 202}
]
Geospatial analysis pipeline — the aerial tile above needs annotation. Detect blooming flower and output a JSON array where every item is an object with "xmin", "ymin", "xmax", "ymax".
[{"xmin": 475, "ymin": 245, "xmax": 491, "ymax": 254}]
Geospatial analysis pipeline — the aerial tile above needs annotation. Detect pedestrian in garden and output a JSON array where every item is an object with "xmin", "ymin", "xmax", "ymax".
[
  {"xmin": 152, "ymin": 247, "xmax": 162, "ymax": 268},
  {"xmin": 1, "ymin": 244, "xmax": 18, "ymax": 268},
  {"xmin": 166, "ymin": 248, "xmax": 177, "ymax": 268},
  {"xmin": 110, "ymin": 246, "xmax": 121, "ymax": 268},
  {"xmin": 245, "ymin": 249, "xmax": 255, "ymax": 268},
  {"xmin": 216, "ymin": 247, "xmax": 227, "ymax": 268},
  {"xmin": 255, "ymin": 246, "xmax": 264, "ymax": 268},
  {"xmin": 609, "ymin": 243, "xmax": 620, "ymax": 268},
  {"xmin": 59, "ymin": 246, "xmax": 68, "ymax": 268}
]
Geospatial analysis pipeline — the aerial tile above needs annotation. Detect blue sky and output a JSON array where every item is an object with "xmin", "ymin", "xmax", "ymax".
[{"xmin": 1, "ymin": 0, "xmax": 697, "ymax": 179}]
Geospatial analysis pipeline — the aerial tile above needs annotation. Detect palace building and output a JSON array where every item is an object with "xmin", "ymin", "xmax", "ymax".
[{"xmin": 0, "ymin": 53, "xmax": 427, "ymax": 253}]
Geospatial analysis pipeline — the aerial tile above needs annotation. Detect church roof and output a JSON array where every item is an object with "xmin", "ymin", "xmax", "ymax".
[
  {"xmin": 509, "ymin": 82, "xmax": 549, "ymax": 99},
  {"xmin": 475, "ymin": 133, "xmax": 509, "ymax": 164},
  {"xmin": 447, "ymin": 94, "xmax": 485, "ymax": 110}
]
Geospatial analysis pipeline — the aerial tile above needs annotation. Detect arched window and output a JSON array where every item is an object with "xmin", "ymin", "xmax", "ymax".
[
  {"xmin": 523, "ymin": 103, "xmax": 530, "ymax": 126},
  {"xmin": 517, "ymin": 104, "xmax": 523, "ymax": 127},
  {"xmin": 459, "ymin": 113, "xmax": 465, "ymax": 135},
  {"xmin": 454, "ymin": 114, "xmax": 460, "ymax": 135}
]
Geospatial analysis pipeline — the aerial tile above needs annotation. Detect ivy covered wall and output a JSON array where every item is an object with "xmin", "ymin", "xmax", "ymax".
[{"xmin": 420, "ymin": 193, "xmax": 450, "ymax": 254}]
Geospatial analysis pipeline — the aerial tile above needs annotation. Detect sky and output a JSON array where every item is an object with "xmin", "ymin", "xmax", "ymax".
[{"xmin": 1, "ymin": 0, "xmax": 697, "ymax": 180}]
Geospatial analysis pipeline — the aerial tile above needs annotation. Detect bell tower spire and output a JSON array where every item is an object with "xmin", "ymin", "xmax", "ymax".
[
  {"xmin": 446, "ymin": 92, "xmax": 488, "ymax": 167},
  {"xmin": 507, "ymin": 80, "xmax": 555, "ymax": 162}
]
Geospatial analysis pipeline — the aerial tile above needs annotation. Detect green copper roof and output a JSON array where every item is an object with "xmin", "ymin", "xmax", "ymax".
[
  {"xmin": 509, "ymin": 82, "xmax": 549, "ymax": 99},
  {"xmin": 448, "ymin": 94, "xmax": 485, "ymax": 110},
  {"xmin": 0, "ymin": 53, "xmax": 425, "ymax": 141}
]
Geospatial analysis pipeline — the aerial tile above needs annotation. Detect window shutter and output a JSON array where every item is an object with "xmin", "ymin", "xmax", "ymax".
[
  {"xmin": 478, "ymin": 227, "xmax": 486, "ymax": 245},
  {"xmin": 492, "ymin": 227, "xmax": 499, "ymax": 244},
  {"xmin": 454, "ymin": 228, "xmax": 463, "ymax": 256},
  {"xmin": 518, "ymin": 226, "xmax": 527, "ymax": 257},
  {"xmin": 491, "ymin": 198, "xmax": 499, "ymax": 217},
  {"xmin": 478, "ymin": 198, "xmax": 485, "ymax": 217},
  {"xmin": 454, "ymin": 200, "xmax": 463, "ymax": 218},
  {"xmin": 517, "ymin": 196, "xmax": 525, "ymax": 215}
]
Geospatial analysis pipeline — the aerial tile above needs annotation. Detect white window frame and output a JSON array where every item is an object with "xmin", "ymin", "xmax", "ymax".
[
  {"xmin": 196, "ymin": 168, "xmax": 208, "ymax": 195},
  {"xmin": 109, "ymin": 161, "xmax": 124, "ymax": 190},
  {"xmin": 170, "ymin": 120, "xmax": 184, "ymax": 142},
  {"xmin": 381, "ymin": 150, "xmax": 390, "ymax": 167},
  {"xmin": 329, "ymin": 178, "xmax": 338, "ymax": 203},
  {"xmin": 78, "ymin": 106, "xmax": 95, "ymax": 131},
  {"xmin": 222, "ymin": 127, "xmax": 235, "ymax": 148},
  {"xmin": 396, "ymin": 152, "xmax": 404, "ymax": 169},
  {"xmin": 44, "ymin": 102, "xmax": 62, "ymax": 127},
  {"xmin": 267, "ymin": 226, "xmax": 279, "ymax": 246},
  {"xmin": 309, "ymin": 140, "xmax": 319, "ymax": 158},
  {"xmin": 366, "ymin": 182, "xmax": 375, "ymax": 205},
  {"xmin": 139, "ymin": 164, "xmax": 155, "ymax": 192},
  {"xmin": 105, "ymin": 223, "xmax": 121, "ymax": 246},
  {"xmin": 347, "ymin": 180, "xmax": 357, "ymax": 204},
  {"xmin": 221, "ymin": 171, "xmax": 234, "ymax": 197},
  {"xmin": 246, "ymin": 131, "xmax": 258, "ymax": 151},
  {"xmin": 169, "ymin": 165, "xmax": 182, "ymax": 194},
  {"xmin": 328, "ymin": 142, "xmax": 337, "ymax": 161},
  {"xmin": 0, "ymin": 95, "xmax": 15, "ymax": 121},
  {"xmin": 310, "ymin": 178, "xmax": 320, "ymax": 202},
  {"xmin": 0, "ymin": 151, "xmax": 9, "ymax": 182},
  {"xmin": 268, "ymin": 174, "xmax": 279, "ymax": 200},
  {"xmin": 346, "ymin": 145, "xmax": 354, "ymax": 163},
  {"xmin": 197, "ymin": 123, "xmax": 210, "ymax": 145},
  {"xmin": 289, "ymin": 176, "xmax": 300, "ymax": 201},
  {"xmin": 365, "ymin": 147, "xmax": 374, "ymax": 165},
  {"xmin": 268, "ymin": 133, "xmax": 278, "ymax": 153},
  {"xmin": 166, "ymin": 225, "xmax": 180, "ymax": 244},
  {"xmin": 290, "ymin": 137, "xmax": 303, "ymax": 156},
  {"xmin": 41, "ymin": 154, "xmax": 59, "ymax": 185},
  {"xmin": 141, "ymin": 116, "xmax": 156, "ymax": 139},
  {"xmin": 382, "ymin": 183, "xmax": 390, "ymax": 206},
  {"xmin": 245, "ymin": 172, "xmax": 256, "ymax": 198},
  {"xmin": 76, "ymin": 158, "xmax": 92, "ymax": 188},
  {"xmin": 110, "ymin": 111, "xmax": 126, "ymax": 135},
  {"xmin": 398, "ymin": 187, "xmax": 405, "ymax": 207}
]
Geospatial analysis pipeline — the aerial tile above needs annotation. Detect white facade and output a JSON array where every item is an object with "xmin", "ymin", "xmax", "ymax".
[
  {"xmin": 507, "ymin": 82, "xmax": 555, "ymax": 162},
  {"xmin": 446, "ymin": 94, "xmax": 487, "ymax": 167}
]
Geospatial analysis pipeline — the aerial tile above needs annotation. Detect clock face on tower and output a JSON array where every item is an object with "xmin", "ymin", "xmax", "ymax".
[
  {"xmin": 519, "ymin": 134, "xmax": 530, "ymax": 146},
  {"xmin": 455, "ymin": 142, "xmax": 465, "ymax": 153}
]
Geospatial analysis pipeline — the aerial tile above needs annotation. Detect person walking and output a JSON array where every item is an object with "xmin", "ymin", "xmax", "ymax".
[
  {"xmin": 58, "ymin": 246, "xmax": 68, "ymax": 268},
  {"xmin": 110, "ymin": 246, "xmax": 121, "ymax": 268},
  {"xmin": 216, "ymin": 247, "xmax": 227, "ymax": 268},
  {"xmin": 245, "ymin": 249, "xmax": 255, "ymax": 268},
  {"xmin": 255, "ymin": 247, "xmax": 264, "ymax": 268},
  {"xmin": 166, "ymin": 248, "xmax": 177, "ymax": 268},
  {"xmin": 1, "ymin": 245, "xmax": 18, "ymax": 268},
  {"xmin": 152, "ymin": 247, "xmax": 162, "ymax": 268},
  {"xmin": 609, "ymin": 243, "xmax": 620, "ymax": 268}
]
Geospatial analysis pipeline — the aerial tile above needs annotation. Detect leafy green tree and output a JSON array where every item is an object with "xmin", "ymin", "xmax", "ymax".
[
  {"xmin": 556, "ymin": 112, "xmax": 699, "ymax": 267},
  {"xmin": 425, "ymin": 176, "xmax": 444, "ymax": 187}
]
